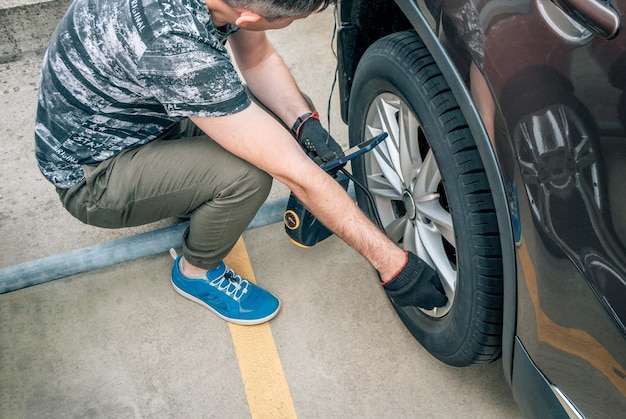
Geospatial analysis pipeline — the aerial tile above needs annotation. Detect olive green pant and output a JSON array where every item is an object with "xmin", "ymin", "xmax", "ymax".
[{"xmin": 57, "ymin": 119, "xmax": 273, "ymax": 270}]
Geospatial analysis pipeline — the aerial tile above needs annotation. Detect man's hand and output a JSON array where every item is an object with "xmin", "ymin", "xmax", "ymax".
[
  {"xmin": 382, "ymin": 252, "xmax": 448, "ymax": 310},
  {"xmin": 292, "ymin": 111, "xmax": 343, "ymax": 165}
]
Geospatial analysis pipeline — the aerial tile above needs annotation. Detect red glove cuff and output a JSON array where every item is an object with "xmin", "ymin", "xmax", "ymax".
[
  {"xmin": 381, "ymin": 251, "xmax": 409, "ymax": 285},
  {"xmin": 292, "ymin": 111, "xmax": 320, "ymax": 140}
]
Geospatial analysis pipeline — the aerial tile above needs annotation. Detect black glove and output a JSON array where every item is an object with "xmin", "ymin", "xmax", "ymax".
[
  {"xmin": 292, "ymin": 111, "xmax": 344, "ymax": 166},
  {"xmin": 382, "ymin": 252, "xmax": 448, "ymax": 310}
]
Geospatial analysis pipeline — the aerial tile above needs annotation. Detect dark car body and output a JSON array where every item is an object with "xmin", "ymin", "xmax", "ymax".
[{"xmin": 336, "ymin": 0, "xmax": 626, "ymax": 417}]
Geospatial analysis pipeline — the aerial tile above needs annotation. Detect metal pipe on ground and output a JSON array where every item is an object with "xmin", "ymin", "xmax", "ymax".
[{"xmin": 0, "ymin": 195, "xmax": 290, "ymax": 294}]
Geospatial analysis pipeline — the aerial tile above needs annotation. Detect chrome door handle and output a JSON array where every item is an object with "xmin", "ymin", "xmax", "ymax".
[{"xmin": 551, "ymin": 0, "xmax": 621, "ymax": 38}]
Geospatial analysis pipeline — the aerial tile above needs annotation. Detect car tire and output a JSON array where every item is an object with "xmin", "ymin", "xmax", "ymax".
[{"xmin": 348, "ymin": 31, "xmax": 503, "ymax": 366}]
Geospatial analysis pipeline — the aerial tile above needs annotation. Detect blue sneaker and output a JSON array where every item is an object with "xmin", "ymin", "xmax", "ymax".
[{"xmin": 170, "ymin": 253, "xmax": 280, "ymax": 325}]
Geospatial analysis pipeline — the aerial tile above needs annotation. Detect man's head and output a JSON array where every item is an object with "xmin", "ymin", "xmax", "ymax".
[{"xmin": 225, "ymin": 0, "xmax": 336, "ymax": 22}]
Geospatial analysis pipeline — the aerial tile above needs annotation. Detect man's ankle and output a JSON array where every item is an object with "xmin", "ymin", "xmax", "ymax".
[{"xmin": 180, "ymin": 257, "xmax": 208, "ymax": 278}]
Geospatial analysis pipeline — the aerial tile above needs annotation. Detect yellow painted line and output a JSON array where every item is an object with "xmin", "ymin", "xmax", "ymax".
[{"xmin": 224, "ymin": 237, "xmax": 298, "ymax": 419}]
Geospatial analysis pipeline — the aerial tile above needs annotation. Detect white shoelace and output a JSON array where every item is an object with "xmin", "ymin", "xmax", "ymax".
[{"xmin": 211, "ymin": 270, "xmax": 249, "ymax": 302}]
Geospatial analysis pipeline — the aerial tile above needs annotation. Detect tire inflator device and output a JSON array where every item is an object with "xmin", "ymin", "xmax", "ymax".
[{"xmin": 284, "ymin": 133, "xmax": 387, "ymax": 248}]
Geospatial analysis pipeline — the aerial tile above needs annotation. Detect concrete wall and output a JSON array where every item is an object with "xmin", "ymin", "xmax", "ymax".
[{"xmin": 0, "ymin": 0, "xmax": 71, "ymax": 63}]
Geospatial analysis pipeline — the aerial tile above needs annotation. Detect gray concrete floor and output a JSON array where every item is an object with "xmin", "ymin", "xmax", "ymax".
[{"xmin": 0, "ymin": 9, "xmax": 523, "ymax": 418}]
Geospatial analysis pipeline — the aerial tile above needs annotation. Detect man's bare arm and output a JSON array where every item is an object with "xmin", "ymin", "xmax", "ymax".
[
  {"xmin": 229, "ymin": 29, "xmax": 310, "ymax": 127},
  {"xmin": 190, "ymin": 104, "xmax": 406, "ymax": 281}
]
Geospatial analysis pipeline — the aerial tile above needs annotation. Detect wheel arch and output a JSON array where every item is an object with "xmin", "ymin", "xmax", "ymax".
[{"xmin": 339, "ymin": 0, "xmax": 517, "ymax": 382}]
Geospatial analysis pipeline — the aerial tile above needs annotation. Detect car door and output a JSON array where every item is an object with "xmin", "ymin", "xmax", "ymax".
[{"xmin": 461, "ymin": 0, "xmax": 626, "ymax": 414}]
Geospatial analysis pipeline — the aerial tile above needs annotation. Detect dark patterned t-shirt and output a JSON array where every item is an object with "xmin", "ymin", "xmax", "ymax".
[{"xmin": 35, "ymin": 0, "xmax": 250, "ymax": 188}]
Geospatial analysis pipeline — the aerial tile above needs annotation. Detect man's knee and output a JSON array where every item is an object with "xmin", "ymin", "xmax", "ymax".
[
  {"xmin": 213, "ymin": 158, "xmax": 273, "ymax": 208},
  {"xmin": 238, "ymin": 163, "xmax": 273, "ymax": 202}
]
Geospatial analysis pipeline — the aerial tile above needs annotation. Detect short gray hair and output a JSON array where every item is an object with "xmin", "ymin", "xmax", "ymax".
[{"xmin": 226, "ymin": 0, "xmax": 336, "ymax": 21}]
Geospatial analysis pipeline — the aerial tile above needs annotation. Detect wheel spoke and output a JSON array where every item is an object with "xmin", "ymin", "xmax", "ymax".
[
  {"xmin": 367, "ymin": 96, "xmax": 405, "ymax": 195},
  {"xmin": 437, "ymin": 263, "xmax": 456, "ymax": 297},
  {"xmin": 385, "ymin": 217, "xmax": 409, "ymax": 243},
  {"xmin": 372, "ymin": 96, "xmax": 400, "ymax": 165},
  {"xmin": 403, "ymin": 220, "xmax": 420, "ymax": 256},
  {"xmin": 413, "ymin": 149, "xmax": 441, "ymax": 195},
  {"xmin": 376, "ymin": 96, "xmax": 402, "ymax": 171},
  {"xmin": 416, "ymin": 222, "xmax": 456, "ymax": 292},
  {"xmin": 416, "ymin": 200, "xmax": 455, "ymax": 247},
  {"xmin": 371, "ymin": 143, "xmax": 404, "ymax": 195},
  {"xmin": 366, "ymin": 173, "xmax": 402, "ymax": 200},
  {"xmin": 398, "ymin": 103, "xmax": 420, "ymax": 186}
]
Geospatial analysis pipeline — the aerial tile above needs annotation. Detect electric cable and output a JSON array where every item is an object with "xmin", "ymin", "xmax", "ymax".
[
  {"xmin": 339, "ymin": 167, "xmax": 385, "ymax": 231},
  {"xmin": 326, "ymin": 5, "xmax": 386, "ymax": 233},
  {"xmin": 324, "ymin": 4, "xmax": 340, "ymax": 141}
]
